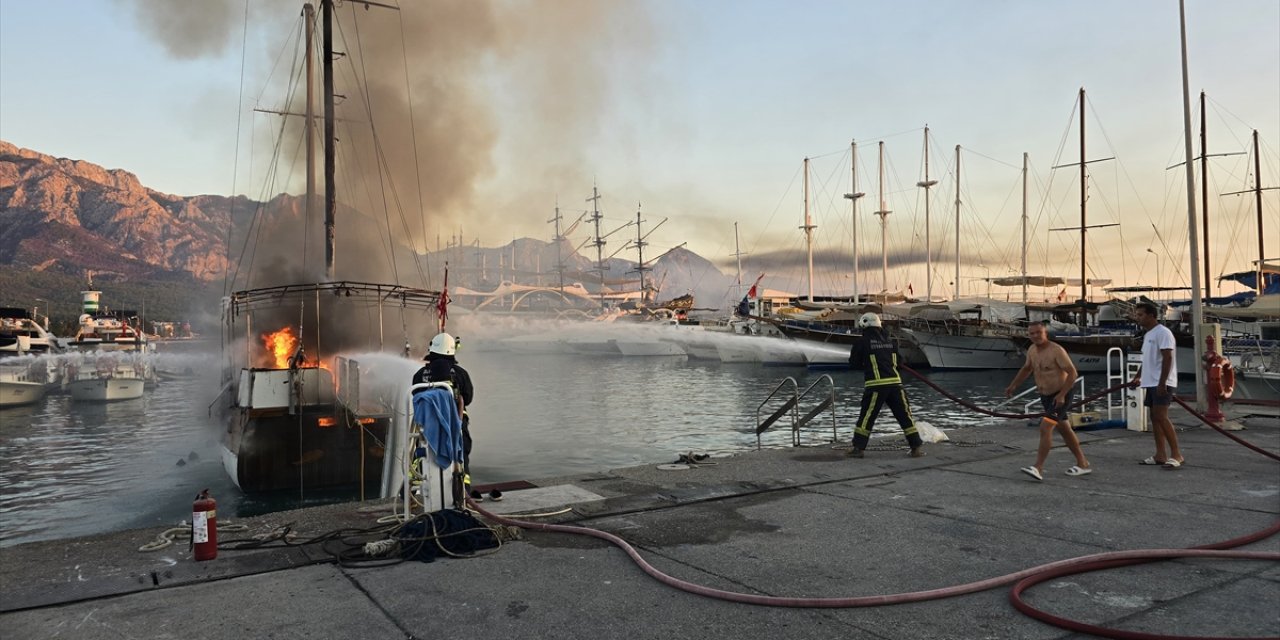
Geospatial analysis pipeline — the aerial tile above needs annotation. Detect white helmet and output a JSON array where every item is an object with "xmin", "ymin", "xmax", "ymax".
[
  {"xmin": 428, "ymin": 332, "xmax": 456, "ymax": 356},
  {"xmin": 857, "ymin": 312, "xmax": 882, "ymax": 329}
]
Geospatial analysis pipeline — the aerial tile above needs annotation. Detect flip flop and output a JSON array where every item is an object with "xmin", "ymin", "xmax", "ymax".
[
  {"xmin": 1020, "ymin": 466, "xmax": 1043, "ymax": 481},
  {"xmin": 1065, "ymin": 465, "xmax": 1093, "ymax": 477},
  {"xmin": 1138, "ymin": 456, "xmax": 1167, "ymax": 466},
  {"xmin": 1162, "ymin": 459, "xmax": 1183, "ymax": 470}
]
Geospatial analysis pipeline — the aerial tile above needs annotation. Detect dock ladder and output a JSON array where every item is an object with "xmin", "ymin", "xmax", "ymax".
[{"xmin": 755, "ymin": 374, "xmax": 838, "ymax": 449}]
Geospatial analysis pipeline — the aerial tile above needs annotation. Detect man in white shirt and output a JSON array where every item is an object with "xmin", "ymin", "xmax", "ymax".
[{"xmin": 1128, "ymin": 301, "xmax": 1184, "ymax": 469}]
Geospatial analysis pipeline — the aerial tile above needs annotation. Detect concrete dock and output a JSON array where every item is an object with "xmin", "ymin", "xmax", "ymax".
[{"xmin": 2, "ymin": 406, "xmax": 1277, "ymax": 639}]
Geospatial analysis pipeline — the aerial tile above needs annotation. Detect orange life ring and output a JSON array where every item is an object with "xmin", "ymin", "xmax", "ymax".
[
  {"xmin": 1205, "ymin": 355, "xmax": 1235, "ymax": 400},
  {"xmin": 1220, "ymin": 361, "xmax": 1235, "ymax": 399}
]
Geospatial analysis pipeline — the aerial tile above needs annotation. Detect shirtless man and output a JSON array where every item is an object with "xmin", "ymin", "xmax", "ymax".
[{"xmin": 1005, "ymin": 321, "xmax": 1091, "ymax": 481}]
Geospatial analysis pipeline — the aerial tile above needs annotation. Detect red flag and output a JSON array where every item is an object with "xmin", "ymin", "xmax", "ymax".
[
  {"xmin": 437, "ymin": 266, "xmax": 450, "ymax": 331},
  {"xmin": 1057, "ymin": 288, "xmax": 1066, "ymax": 302},
  {"xmin": 908, "ymin": 283, "xmax": 914, "ymax": 296},
  {"xmin": 747, "ymin": 273, "xmax": 765, "ymax": 299}
]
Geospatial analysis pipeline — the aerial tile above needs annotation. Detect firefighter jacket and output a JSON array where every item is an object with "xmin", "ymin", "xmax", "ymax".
[
  {"xmin": 848, "ymin": 326, "xmax": 903, "ymax": 387},
  {"xmin": 413, "ymin": 357, "xmax": 474, "ymax": 407}
]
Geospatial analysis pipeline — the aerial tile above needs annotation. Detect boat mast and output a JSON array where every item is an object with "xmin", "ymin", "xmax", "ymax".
[
  {"xmin": 549, "ymin": 201, "xmax": 565, "ymax": 292},
  {"xmin": 1252, "ymin": 131, "xmax": 1268, "ymax": 294},
  {"xmin": 1200, "ymin": 91, "xmax": 1211, "ymax": 299},
  {"xmin": 733, "ymin": 222, "xmax": 745, "ymax": 299},
  {"xmin": 917, "ymin": 126, "xmax": 938, "ymax": 301},
  {"xmin": 322, "ymin": 0, "xmax": 336, "ymax": 281},
  {"xmin": 954, "ymin": 145, "xmax": 961, "ymax": 300},
  {"xmin": 802, "ymin": 157, "xmax": 815, "ymax": 301},
  {"xmin": 303, "ymin": 4, "xmax": 315, "ymax": 252},
  {"xmin": 1222, "ymin": 129, "xmax": 1278, "ymax": 295},
  {"xmin": 1078, "ymin": 87, "xmax": 1087, "ymax": 311},
  {"xmin": 844, "ymin": 140, "xmax": 864, "ymax": 302},
  {"xmin": 1051, "ymin": 89, "xmax": 1115, "ymax": 326},
  {"xmin": 1178, "ymin": 0, "xmax": 1206, "ymax": 410},
  {"xmin": 633, "ymin": 203, "xmax": 648, "ymax": 303},
  {"xmin": 1021, "ymin": 152, "xmax": 1029, "ymax": 305},
  {"xmin": 587, "ymin": 184, "xmax": 605, "ymax": 308},
  {"xmin": 875, "ymin": 142, "xmax": 891, "ymax": 295}
]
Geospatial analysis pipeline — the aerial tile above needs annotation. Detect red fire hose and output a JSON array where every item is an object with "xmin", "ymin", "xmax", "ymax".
[{"xmin": 466, "ymin": 370, "xmax": 1279, "ymax": 639}]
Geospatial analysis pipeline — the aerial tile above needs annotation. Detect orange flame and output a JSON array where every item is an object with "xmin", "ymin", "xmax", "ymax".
[
  {"xmin": 262, "ymin": 327, "xmax": 298, "ymax": 369},
  {"xmin": 260, "ymin": 326, "xmax": 333, "ymax": 372}
]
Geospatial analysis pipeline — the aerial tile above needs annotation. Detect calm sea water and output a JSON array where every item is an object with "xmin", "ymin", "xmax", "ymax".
[{"xmin": 0, "ymin": 331, "xmax": 1112, "ymax": 547}]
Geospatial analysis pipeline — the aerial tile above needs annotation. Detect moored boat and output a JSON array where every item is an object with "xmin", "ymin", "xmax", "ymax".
[
  {"xmin": 0, "ymin": 308, "xmax": 61, "ymax": 355},
  {"xmin": 65, "ymin": 358, "xmax": 146, "ymax": 402},
  {"xmin": 0, "ymin": 361, "xmax": 48, "ymax": 407}
]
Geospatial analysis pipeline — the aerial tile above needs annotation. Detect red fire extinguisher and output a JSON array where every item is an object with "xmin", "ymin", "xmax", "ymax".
[{"xmin": 191, "ymin": 489, "xmax": 218, "ymax": 561}]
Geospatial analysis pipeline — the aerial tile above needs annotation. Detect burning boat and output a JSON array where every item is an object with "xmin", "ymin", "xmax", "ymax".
[
  {"xmin": 218, "ymin": 1, "xmax": 444, "ymax": 495},
  {"xmin": 219, "ymin": 283, "xmax": 440, "ymax": 493}
]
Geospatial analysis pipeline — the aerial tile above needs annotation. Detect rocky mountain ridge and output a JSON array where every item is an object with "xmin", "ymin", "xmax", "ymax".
[{"xmin": 0, "ymin": 141, "xmax": 735, "ymax": 308}]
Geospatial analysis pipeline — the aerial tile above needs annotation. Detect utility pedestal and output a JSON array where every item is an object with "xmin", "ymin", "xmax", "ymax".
[{"xmin": 1124, "ymin": 354, "xmax": 1147, "ymax": 432}]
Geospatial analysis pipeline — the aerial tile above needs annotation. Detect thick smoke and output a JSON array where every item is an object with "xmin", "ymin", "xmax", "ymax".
[{"xmin": 123, "ymin": 0, "xmax": 656, "ymax": 278}]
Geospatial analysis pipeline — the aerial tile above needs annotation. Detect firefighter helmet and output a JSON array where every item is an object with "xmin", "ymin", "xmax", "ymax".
[{"xmin": 427, "ymin": 332, "xmax": 457, "ymax": 357}]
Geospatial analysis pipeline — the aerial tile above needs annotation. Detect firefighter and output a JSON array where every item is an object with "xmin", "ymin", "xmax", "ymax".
[
  {"xmin": 847, "ymin": 313, "xmax": 925, "ymax": 458},
  {"xmin": 412, "ymin": 332, "xmax": 475, "ymax": 471}
]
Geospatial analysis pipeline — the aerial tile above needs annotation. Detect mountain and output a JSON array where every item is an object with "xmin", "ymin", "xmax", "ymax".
[
  {"xmin": 0, "ymin": 140, "xmax": 234, "ymax": 281},
  {"xmin": 0, "ymin": 140, "xmax": 738, "ymax": 312}
]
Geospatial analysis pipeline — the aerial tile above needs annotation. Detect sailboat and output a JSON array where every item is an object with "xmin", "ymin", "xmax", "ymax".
[
  {"xmin": 218, "ymin": 1, "xmax": 443, "ymax": 494},
  {"xmin": 894, "ymin": 140, "xmax": 1025, "ymax": 370}
]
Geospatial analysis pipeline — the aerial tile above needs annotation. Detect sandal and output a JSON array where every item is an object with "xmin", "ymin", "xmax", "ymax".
[
  {"xmin": 1065, "ymin": 465, "xmax": 1093, "ymax": 477},
  {"xmin": 1162, "ymin": 459, "xmax": 1183, "ymax": 469},
  {"xmin": 1138, "ymin": 456, "xmax": 1167, "ymax": 466},
  {"xmin": 1020, "ymin": 466, "xmax": 1043, "ymax": 481}
]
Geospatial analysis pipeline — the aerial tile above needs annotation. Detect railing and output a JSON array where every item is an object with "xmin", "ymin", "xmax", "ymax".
[
  {"xmin": 1020, "ymin": 375, "xmax": 1087, "ymax": 416},
  {"xmin": 755, "ymin": 377, "xmax": 798, "ymax": 450},
  {"xmin": 755, "ymin": 375, "xmax": 840, "ymax": 448},
  {"xmin": 794, "ymin": 374, "xmax": 837, "ymax": 445}
]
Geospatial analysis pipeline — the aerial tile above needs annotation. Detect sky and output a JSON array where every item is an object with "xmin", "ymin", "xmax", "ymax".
[{"xmin": 2, "ymin": 0, "xmax": 1277, "ymax": 300}]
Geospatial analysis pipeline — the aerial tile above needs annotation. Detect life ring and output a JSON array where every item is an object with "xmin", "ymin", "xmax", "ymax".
[{"xmin": 1205, "ymin": 353, "xmax": 1235, "ymax": 400}]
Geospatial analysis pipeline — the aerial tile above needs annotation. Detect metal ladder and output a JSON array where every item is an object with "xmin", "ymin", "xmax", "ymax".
[
  {"xmin": 755, "ymin": 375, "xmax": 838, "ymax": 448},
  {"xmin": 1020, "ymin": 375, "xmax": 1087, "ymax": 416}
]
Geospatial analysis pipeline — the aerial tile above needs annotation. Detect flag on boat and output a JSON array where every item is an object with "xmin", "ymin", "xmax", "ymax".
[
  {"xmin": 747, "ymin": 273, "xmax": 765, "ymax": 299},
  {"xmin": 1057, "ymin": 288, "xmax": 1066, "ymax": 302},
  {"xmin": 908, "ymin": 283, "xmax": 914, "ymax": 297},
  {"xmin": 438, "ymin": 266, "xmax": 451, "ymax": 331}
]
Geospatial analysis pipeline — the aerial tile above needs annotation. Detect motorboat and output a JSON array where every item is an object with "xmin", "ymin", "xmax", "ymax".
[
  {"xmin": 65, "ymin": 357, "xmax": 146, "ymax": 402},
  {"xmin": 0, "ymin": 360, "xmax": 50, "ymax": 408},
  {"xmin": 0, "ymin": 308, "xmax": 61, "ymax": 355}
]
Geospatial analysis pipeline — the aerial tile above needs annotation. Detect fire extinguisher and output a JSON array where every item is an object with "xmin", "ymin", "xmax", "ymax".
[{"xmin": 191, "ymin": 489, "xmax": 218, "ymax": 561}]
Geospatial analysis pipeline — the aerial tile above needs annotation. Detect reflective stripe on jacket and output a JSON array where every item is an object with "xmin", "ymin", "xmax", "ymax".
[{"xmin": 849, "ymin": 327, "xmax": 902, "ymax": 387}]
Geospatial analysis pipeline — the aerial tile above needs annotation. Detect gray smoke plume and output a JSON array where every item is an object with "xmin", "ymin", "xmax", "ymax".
[{"xmin": 121, "ymin": 0, "xmax": 656, "ymax": 271}]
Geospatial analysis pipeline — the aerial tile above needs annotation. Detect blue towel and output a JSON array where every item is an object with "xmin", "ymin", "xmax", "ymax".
[{"xmin": 412, "ymin": 387, "xmax": 464, "ymax": 468}]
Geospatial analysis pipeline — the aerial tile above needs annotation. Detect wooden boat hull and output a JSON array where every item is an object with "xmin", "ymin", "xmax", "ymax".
[{"xmin": 223, "ymin": 408, "xmax": 390, "ymax": 493}]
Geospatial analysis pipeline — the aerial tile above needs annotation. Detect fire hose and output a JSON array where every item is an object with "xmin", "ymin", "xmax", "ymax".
[{"xmin": 466, "ymin": 370, "xmax": 1279, "ymax": 640}]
